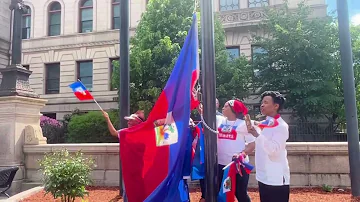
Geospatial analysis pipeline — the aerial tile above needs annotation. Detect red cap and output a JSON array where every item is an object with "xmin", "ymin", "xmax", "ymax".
[{"xmin": 227, "ymin": 100, "xmax": 248, "ymax": 115}]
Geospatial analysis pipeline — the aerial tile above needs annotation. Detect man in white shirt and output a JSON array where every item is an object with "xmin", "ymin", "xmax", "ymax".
[{"xmin": 248, "ymin": 91, "xmax": 290, "ymax": 202}]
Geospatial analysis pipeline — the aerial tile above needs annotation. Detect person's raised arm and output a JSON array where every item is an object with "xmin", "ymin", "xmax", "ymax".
[{"xmin": 102, "ymin": 110, "xmax": 118, "ymax": 138}]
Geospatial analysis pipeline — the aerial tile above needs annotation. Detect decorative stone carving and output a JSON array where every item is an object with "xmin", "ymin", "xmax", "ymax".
[
  {"xmin": 24, "ymin": 125, "xmax": 47, "ymax": 145},
  {"xmin": 218, "ymin": 9, "xmax": 267, "ymax": 25}
]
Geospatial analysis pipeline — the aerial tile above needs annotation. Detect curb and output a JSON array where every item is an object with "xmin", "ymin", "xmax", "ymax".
[{"xmin": 2, "ymin": 186, "xmax": 43, "ymax": 202}]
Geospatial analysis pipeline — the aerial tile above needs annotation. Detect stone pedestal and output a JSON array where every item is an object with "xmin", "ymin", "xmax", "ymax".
[{"xmin": 0, "ymin": 96, "xmax": 47, "ymax": 195}]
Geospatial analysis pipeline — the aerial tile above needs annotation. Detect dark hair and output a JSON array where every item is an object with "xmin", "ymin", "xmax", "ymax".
[{"xmin": 261, "ymin": 91, "xmax": 286, "ymax": 111}]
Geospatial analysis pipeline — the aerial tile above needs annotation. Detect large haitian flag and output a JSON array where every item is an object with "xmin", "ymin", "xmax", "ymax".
[{"xmin": 120, "ymin": 13, "xmax": 199, "ymax": 202}]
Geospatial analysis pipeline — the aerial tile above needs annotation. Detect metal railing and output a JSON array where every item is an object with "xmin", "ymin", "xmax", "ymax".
[{"xmin": 288, "ymin": 122, "xmax": 347, "ymax": 142}]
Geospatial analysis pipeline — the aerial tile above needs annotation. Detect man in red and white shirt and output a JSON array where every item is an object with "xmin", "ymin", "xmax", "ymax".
[{"xmin": 248, "ymin": 91, "xmax": 290, "ymax": 202}]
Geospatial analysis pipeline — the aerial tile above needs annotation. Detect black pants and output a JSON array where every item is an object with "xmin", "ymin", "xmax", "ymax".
[
  {"xmin": 200, "ymin": 164, "xmax": 251, "ymax": 202},
  {"xmin": 199, "ymin": 179, "xmax": 205, "ymax": 199},
  {"xmin": 258, "ymin": 181, "xmax": 289, "ymax": 202}
]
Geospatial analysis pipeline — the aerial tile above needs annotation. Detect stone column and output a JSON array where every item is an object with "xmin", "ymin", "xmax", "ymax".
[
  {"xmin": 0, "ymin": 0, "xmax": 47, "ymax": 195},
  {"xmin": 0, "ymin": 97, "xmax": 47, "ymax": 193}
]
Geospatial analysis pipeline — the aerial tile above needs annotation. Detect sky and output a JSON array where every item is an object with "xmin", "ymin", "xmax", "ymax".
[{"xmin": 326, "ymin": 0, "xmax": 360, "ymax": 25}]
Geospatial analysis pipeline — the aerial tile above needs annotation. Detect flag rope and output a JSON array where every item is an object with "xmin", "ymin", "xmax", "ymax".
[
  {"xmin": 200, "ymin": 115, "xmax": 219, "ymax": 134},
  {"xmin": 195, "ymin": 83, "xmax": 218, "ymax": 134}
]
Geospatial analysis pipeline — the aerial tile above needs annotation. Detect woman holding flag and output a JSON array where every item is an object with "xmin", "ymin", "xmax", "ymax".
[
  {"xmin": 216, "ymin": 99, "xmax": 255, "ymax": 202},
  {"xmin": 198, "ymin": 99, "xmax": 255, "ymax": 202}
]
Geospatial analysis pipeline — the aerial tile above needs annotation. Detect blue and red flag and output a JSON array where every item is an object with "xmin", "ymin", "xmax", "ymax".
[
  {"xmin": 68, "ymin": 81, "xmax": 94, "ymax": 101},
  {"xmin": 190, "ymin": 15, "xmax": 200, "ymax": 110},
  {"xmin": 218, "ymin": 163, "xmax": 237, "ymax": 202},
  {"xmin": 191, "ymin": 124, "xmax": 205, "ymax": 180},
  {"xmin": 233, "ymin": 155, "xmax": 254, "ymax": 176},
  {"xmin": 257, "ymin": 114, "xmax": 280, "ymax": 130},
  {"xmin": 119, "ymin": 13, "xmax": 199, "ymax": 202}
]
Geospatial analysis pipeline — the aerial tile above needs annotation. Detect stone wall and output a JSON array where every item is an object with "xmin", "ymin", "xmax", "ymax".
[{"xmin": 23, "ymin": 142, "xmax": 352, "ymax": 188}]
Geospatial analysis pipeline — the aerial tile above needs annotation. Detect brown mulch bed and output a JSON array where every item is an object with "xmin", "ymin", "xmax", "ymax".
[{"xmin": 21, "ymin": 187, "xmax": 360, "ymax": 202}]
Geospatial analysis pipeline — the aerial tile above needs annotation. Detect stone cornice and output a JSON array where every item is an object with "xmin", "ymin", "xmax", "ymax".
[
  {"xmin": 21, "ymin": 29, "xmax": 135, "ymax": 53},
  {"xmin": 22, "ymin": 39, "xmax": 120, "ymax": 53},
  {"xmin": 218, "ymin": 4, "xmax": 327, "ymax": 29},
  {"xmin": 0, "ymin": 96, "xmax": 47, "ymax": 105}
]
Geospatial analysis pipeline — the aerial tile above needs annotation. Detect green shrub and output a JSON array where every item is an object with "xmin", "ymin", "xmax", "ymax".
[
  {"xmin": 39, "ymin": 149, "xmax": 95, "ymax": 202},
  {"xmin": 321, "ymin": 184, "xmax": 333, "ymax": 192},
  {"xmin": 67, "ymin": 110, "xmax": 119, "ymax": 143}
]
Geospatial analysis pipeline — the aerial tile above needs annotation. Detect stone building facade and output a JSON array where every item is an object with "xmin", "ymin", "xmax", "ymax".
[
  {"xmin": 2, "ymin": 0, "xmax": 326, "ymax": 119},
  {"xmin": 0, "ymin": 0, "xmax": 12, "ymax": 83}
]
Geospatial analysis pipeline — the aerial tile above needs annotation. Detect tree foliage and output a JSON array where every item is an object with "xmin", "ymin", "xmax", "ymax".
[
  {"xmin": 112, "ymin": 0, "xmax": 252, "ymax": 114},
  {"xmin": 252, "ymin": 3, "xmax": 342, "ymax": 121}
]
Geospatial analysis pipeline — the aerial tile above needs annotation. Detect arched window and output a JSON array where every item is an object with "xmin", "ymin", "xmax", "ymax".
[
  {"xmin": 112, "ymin": 0, "xmax": 120, "ymax": 29},
  {"xmin": 80, "ymin": 0, "xmax": 93, "ymax": 33},
  {"xmin": 48, "ymin": 2, "xmax": 61, "ymax": 36},
  {"xmin": 22, "ymin": 6, "xmax": 31, "ymax": 39},
  {"xmin": 248, "ymin": 0, "xmax": 269, "ymax": 8}
]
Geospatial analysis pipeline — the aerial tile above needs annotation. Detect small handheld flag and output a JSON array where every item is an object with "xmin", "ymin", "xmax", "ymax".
[
  {"xmin": 69, "ymin": 81, "xmax": 103, "ymax": 111},
  {"xmin": 223, "ymin": 155, "xmax": 254, "ymax": 176},
  {"xmin": 218, "ymin": 163, "xmax": 236, "ymax": 202}
]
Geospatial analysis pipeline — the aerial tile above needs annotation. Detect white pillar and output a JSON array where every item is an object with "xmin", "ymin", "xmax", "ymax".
[{"xmin": 0, "ymin": 96, "xmax": 47, "ymax": 194}]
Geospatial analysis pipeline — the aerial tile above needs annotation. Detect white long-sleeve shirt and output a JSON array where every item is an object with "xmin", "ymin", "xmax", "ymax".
[{"xmin": 255, "ymin": 116, "xmax": 290, "ymax": 186}]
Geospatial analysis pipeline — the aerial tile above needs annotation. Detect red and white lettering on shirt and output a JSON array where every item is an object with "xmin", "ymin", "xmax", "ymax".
[{"xmin": 216, "ymin": 118, "xmax": 256, "ymax": 166}]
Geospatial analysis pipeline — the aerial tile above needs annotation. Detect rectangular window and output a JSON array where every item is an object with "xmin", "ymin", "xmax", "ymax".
[
  {"xmin": 226, "ymin": 47, "xmax": 240, "ymax": 60},
  {"xmin": 251, "ymin": 45, "xmax": 267, "ymax": 62},
  {"xmin": 113, "ymin": 2, "xmax": 120, "ymax": 29},
  {"xmin": 45, "ymin": 63, "xmax": 60, "ymax": 94},
  {"xmin": 220, "ymin": 0, "xmax": 239, "ymax": 11},
  {"xmin": 22, "ymin": 15, "xmax": 31, "ymax": 39},
  {"xmin": 251, "ymin": 45, "xmax": 267, "ymax": 76},
  {"xmin": 81, "ymin": 8, "xmax": 93, "ymax": 33},
  {"xmin": 77, "ymin": 61, "xmax": 93, "ymax": 91},
  {"xmin": 110, "ymin": 58, "xmax": 119, "ymax": 91},
  {"xmin": 49, "ymin": 12, "xmax": 61, "ymax": 36}
]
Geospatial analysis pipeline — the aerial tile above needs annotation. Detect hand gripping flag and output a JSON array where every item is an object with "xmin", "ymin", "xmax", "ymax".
[
  {"xmin": 218, "ymin": 163, "xmax": 237, "ymax": 202},
  {"xmin": 119, "ymin": 13, "xmax": 199, "ymax": 202},
  {"xmin": 233, "ymin": 155, "xmax": 254, "ymax": 176}
]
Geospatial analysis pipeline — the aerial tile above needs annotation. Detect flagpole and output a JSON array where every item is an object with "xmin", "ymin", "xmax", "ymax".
[
  {"xmin": 119, "ymin": 0, "xmax": 130, "ymax": 200},
  {"xmin": 200, "ymin": 0, "xmax": 218, "ymax": 201},
  {"xmin": 337, "ymin": 0, "xmax": 360, "ymax": 197},
  {"xmin": 93, "ymin": 99, "xmax": 103, "ymax": 111}
]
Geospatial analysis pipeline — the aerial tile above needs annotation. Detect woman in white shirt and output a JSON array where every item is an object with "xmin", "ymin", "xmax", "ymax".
[
  {"xmin": 216, "ymin": 99, "xmax": 256, "ymax": 202},
  {"xmin": 248, "ymin": 91, "xmax": 290, "ymax": 202}
]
